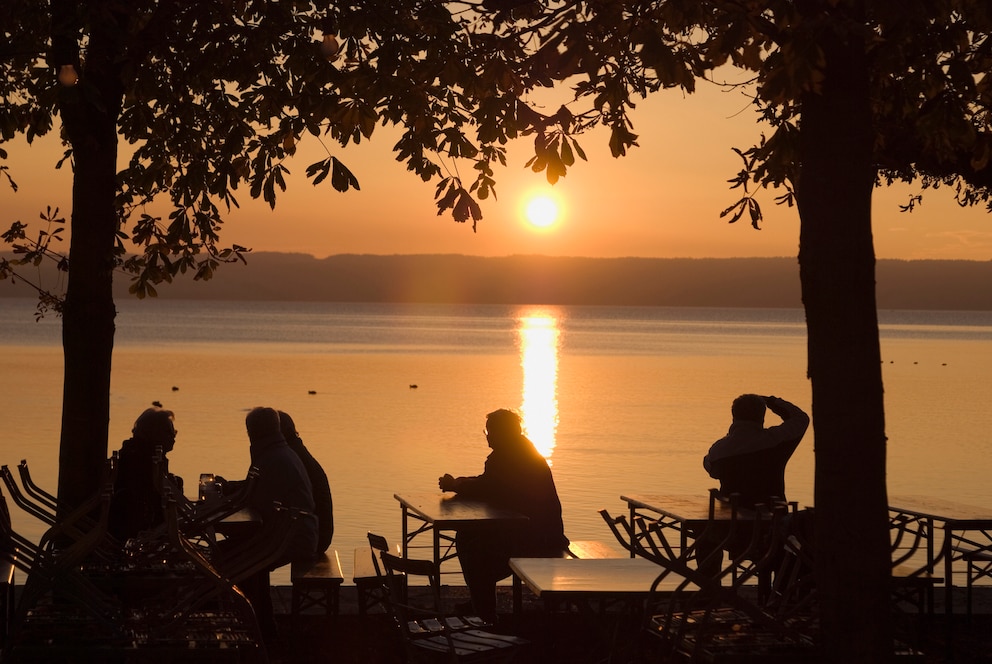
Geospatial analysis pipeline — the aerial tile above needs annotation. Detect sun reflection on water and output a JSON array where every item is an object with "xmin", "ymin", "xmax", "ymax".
[{"xmin": 517, "ymin": 310, "xmax": 560, "ymax": 461}]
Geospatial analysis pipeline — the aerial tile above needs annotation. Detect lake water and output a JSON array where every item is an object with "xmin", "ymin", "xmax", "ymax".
[{"xmin": 2, "ymin": 298, "xmax": 991, "ymax": 585}]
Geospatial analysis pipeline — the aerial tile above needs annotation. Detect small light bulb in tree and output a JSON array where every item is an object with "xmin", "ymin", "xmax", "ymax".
[
  {"xmin": 58, "ymin": 64, "xmax": 78, "ymax": 86},
  {"xmin": 319, "ymin": 34, "xmax": 340, "ymax": 61}
]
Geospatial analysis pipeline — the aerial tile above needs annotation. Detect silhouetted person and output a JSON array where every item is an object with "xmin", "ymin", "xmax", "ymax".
[
  {"xmin": 697, "ymin": 394, "xmax": 809, "ymax": 577},
  {"xmin": 108, "ymin": 407, "xmax": 182, "ymax": 541},
  {"xmin": 219, "ymin": 407, "xmax": 318, "ymax": 643},
  {"xmin": 278, "ymin": 410, "xmax": 333, "ymax": 552},
  {"xmin": 703, "ymin": 394, "xmax": 809, "ymax": 507},
  {"xmin": 439, "ymin": 408, "xmax": 568, "ymax": 621}
]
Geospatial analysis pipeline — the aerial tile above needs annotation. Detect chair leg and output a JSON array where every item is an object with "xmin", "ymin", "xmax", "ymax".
[{"xmin": 966, "ymin": 559, "xmax": 974, "ymax": 619}]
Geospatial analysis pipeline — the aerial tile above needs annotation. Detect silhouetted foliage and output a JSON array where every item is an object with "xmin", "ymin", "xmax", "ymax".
[{"xmin": 3, "ymin": 4, "xmax": 992, "ymax": 661}]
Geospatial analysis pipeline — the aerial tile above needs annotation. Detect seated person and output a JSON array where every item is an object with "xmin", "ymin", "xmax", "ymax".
[
  {"xmin": 439, "ymin": 408, "xmax": 569, "ymax": 621},
  {"xmin": 703, "ymin": 394, "xmax": 810, "ymax": 508},
  {"xmin": 218, "ymin": 407, "xmax": 318, "ymax": 643},
  {"xmin": 108, "ymin": 406, "xmax": 182, "ymax": 542},
  {"xmin": 697, "ymin": 394, "xmax": 809, "ymax": 577},
  {"xmin": 279, "ymin": 410, "xmax": 333, "ymax": 552}
]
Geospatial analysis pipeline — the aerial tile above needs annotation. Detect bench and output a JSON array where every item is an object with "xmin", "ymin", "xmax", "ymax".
[
  {"xmin": 291, "ymin": 549, "xmax": 343, "ymax": 617},
  {"xmin": 565, "ymin": 539, "xmax": 626, "ymax": 559}
]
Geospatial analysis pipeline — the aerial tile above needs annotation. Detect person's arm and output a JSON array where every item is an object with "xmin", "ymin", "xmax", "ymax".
[
  {"xmin": 438, "ymin": 473, "xmax": 461, "ymax": 492},
  {"xmin": 438, "ymin": 472, "xmax": 488, "ymax": 494},
  {"xmin": 438, "ymin": 452, "xmax": 500, "ymax": 497},
  {"xmin": 764, "ymin": 395, "xmax": 810, "ymax": 441}
]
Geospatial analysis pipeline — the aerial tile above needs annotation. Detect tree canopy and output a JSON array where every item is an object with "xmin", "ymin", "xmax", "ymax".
[
  {"xmin": 5, "ymin": 2, "xmax": 991, "ymax": 286},
  {"xmin": 3, "ymin": 2, "xmax": 992, "ymax": 662}
]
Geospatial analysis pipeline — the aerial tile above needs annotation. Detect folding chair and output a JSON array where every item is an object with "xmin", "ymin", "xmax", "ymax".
[
  {"xmin": 357, "ymin": 531, "xmax": 403, "ymax": 615},
  {"xmin": 15, "ymin": 460, "xmax": 58, "ymax": 515},
  {"xmin": 378, "ymin": 550, "xmax": 529, "ymax": 662},
  {"xmin": 2, "ymin": 481, "xmax": 131, "ymax": 661},
  {"xmin": 1, "ymin": 458, "xmax": 122, "ymax": 564},
  {"xmin": 643, "ymin": 505, "xmax": 820, "ymax": 663}
]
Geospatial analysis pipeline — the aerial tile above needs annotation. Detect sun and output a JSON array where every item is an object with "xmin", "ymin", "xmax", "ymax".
[{"xmin": 524, "ymin": 195, "xmax": 560, "ymax": 228}]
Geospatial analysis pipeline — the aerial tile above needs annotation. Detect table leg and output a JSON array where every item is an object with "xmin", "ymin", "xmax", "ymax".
[{"xmin": 512, "ymin": 574, "xmax": 522, "ymax": 630}]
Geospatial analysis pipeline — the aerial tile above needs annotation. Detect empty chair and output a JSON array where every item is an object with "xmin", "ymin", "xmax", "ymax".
[
  {"xmin": 1, "ymin": 458, "xmax": 122, "ymax": 564},
  {"xmin": 357, "ymin": 531, "xmax": 402, "ymax": 615},
  {"xmin": 378, "ymin": 550, "xmax": 529, "ymax": 662},
  {"xmin": 2, "ymin": 481, "xmax": 129, "ymax": 660},
  {"xmin": 642, "ymin": 504, "xmax": 820, "ymax": 663},
  {"xmin": 15, "ymin": 460, "xmax": 58, "ymax": 515}
]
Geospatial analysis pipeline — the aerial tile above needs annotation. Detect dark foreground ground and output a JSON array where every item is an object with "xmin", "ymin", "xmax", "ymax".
[{"xmin": 269, "ymin": 585, "xmax": 992, "ymax": 664}]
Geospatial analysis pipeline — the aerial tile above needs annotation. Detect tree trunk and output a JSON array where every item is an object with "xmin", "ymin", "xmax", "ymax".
[
  {"xmin": 795, "ymin": 11, "xmax": 893, "ymax": 664},
  {"xmin": 55, "ymin": 6, "xmax": 124, "ymax": 514}
]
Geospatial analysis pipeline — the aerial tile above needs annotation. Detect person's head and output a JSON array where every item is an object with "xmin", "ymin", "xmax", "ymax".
[
  {"xmin": 484, "ymin": 409, "xmax": 523, "ymax": 448},
  {"xmin": 131, "ymin": 407, "xmax": 177, "ymax": 452},
  {"xmin": 731, "ymin": 394, "xmax": 766, "ymax": 425},
  {"xmin": 278, "ymin": 410, "xmax": 299, "ymax": 444},
  {"xmin": 245, "ymin": 406, "xmax": 285, "ymax": 448}
]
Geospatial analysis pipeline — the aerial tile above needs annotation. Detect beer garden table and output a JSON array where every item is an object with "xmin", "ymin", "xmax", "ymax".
[
  {"xmin": 393, "ymin": 492, "xmax": 528, "ymax": 570},
  {"xmin": 888, "ymin": 495, "xmax": 992, "ymax": 615},
  {"xmin": 508, "ymin": 556, "xmax": 663, "ymax": 615},
  {"xmin": 508, "ymin": 556, "xmax": 663, "ymax": 657},
  {"xmin": 619, "ymin": 492, "xmax": 754, "ymax": 560}
]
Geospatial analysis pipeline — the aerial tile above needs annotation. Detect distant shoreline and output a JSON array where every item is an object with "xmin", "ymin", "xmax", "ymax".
[{"xmin": 2, "ymin": 253, "xmax": 990, "ymax": 311}]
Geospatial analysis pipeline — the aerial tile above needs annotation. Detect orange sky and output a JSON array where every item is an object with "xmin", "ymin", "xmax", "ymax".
[{"xmin": 4, "ymin": 81, "xmax": 991, "ymax": 261}]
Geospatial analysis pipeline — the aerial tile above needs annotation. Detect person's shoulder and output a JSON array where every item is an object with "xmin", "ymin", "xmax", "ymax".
[{"xmin": 707, "ymin": 433, "xmax": 731, "ymax": 451}]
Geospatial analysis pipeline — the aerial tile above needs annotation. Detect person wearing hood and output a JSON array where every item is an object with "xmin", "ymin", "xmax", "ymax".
[
  {"xmin": 279, "ymin": 410, "xmax": 333, "ymax": 553},
  {"xmin": 220, "ymin": 406, "xmax": 318, "ymax": 644},
  {"xmin": 108, "ymin": 407, "xmax": 182, "ymax": 541}
]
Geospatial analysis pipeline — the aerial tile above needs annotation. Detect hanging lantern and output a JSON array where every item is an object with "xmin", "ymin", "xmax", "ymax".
[
  {"xmin": 58, "ymin": 64, "xmax": 79, "ymax": 86},
  {"xmin": 319, "ymin": 34, "xmax": 340, "ymax": 61}
]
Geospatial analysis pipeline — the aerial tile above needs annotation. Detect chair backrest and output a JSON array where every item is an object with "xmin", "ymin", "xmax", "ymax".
[
  {"xmin": 0, "ymin": 490, "xmax": 39, "ymax": 574},
  {"xmin": 17, "ymin": 460, "xmax": 58, "ymax": 513},
  {"xmin": 889, "ymin": 510, "xmax": 930, "ymax": 570},
  {"xmin": 367, "ymin": 531, "xmax": 390, "ymax": 576},
  {"xmin": 0, "ymin": 492, "xmax": 20, "ymax": 562},
  {"xmin": 599, "ymin": 509, "xmax": 636, "ymax": 555},
  {"xmin": 379, "ymin": 550, "xmax": 444, "ymax": 612},
  {"xmin": 0, "ymin": 465, "xmax": 55, "ymax": 526}
]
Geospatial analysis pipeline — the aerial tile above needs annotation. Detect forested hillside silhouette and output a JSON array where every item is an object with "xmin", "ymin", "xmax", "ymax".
[{"xmin": 3, "ymin": 253, "xmax": 991, "ymax": 310}]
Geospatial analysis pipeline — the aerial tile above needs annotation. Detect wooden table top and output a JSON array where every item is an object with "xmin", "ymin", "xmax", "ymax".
[
  {"xmin": 620, "ymin": 493, "xmax": 742, "ymax": 524},
  {"xmin": 394, "ymin": 492, "xmax": 528, "ymax": 527},
  {"xmin": 889, "ymin": 495, "xmax": 992, "ymax": 525},
  {"xmin": 211, "ymin": 507, "xmax": 261, "ymax": 537},
  {"xmin": 509, "ymin": 557, "xmax": 663, "ymax": 597}
]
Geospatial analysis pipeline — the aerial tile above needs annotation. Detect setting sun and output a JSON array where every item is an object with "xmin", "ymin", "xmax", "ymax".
[{"xmin": 524, "ymin": 195, "xmax": 560, "ymax": 228}]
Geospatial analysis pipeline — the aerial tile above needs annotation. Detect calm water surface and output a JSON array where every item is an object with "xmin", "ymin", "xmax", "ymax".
[{"xmin": 2, "ymin": 299, "xmax": 991, "ymax": 584}]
